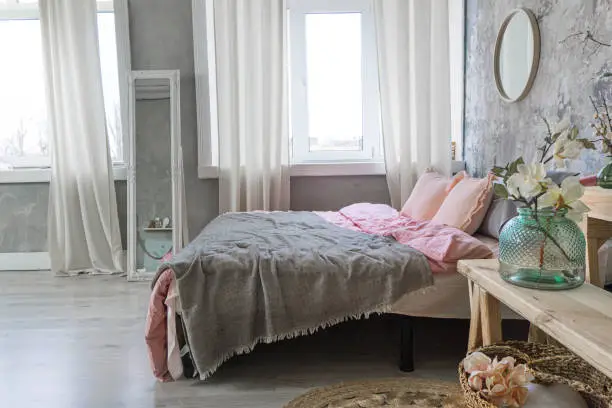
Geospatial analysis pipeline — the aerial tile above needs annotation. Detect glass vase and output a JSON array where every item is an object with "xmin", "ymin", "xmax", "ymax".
[
  {"xmin": 597, "ymin": 159, "xmax": 612, "ymax": 189},
  {"xmin": 498, "ymin": 208, "xmax": 586, "ymax": 290}
]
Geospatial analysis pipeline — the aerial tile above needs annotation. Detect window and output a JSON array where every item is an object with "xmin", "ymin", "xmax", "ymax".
[
  {"xmin": 449, "ymin": 0, "xmax": 465, "ymax": 162},
  {"xmin": 0, "ymin": 0, "xmax": 125, "ymax": 169},
  {"xmin": 194, "ymin": 0, "xmax": 463, "ymax": 177},
  {"xmin": 288, "ymin": 0, "xmax": 381, "ymax": 164}
]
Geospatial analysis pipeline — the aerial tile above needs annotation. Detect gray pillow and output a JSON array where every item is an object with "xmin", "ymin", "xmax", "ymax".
[
  {"xmin": 546, "ymin": 170, "xmax": 580, "ymax": 186},
  {"xmin": 478, "ymin": 198, "xmax": 518, "ymax": 239}
]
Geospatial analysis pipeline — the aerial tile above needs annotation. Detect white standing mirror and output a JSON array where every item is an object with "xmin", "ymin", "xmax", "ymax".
[
  {"xmin": 494, "ymin": 8, "xmax": 540, "ymax": 103},
  {"xmin": 127, "ymin": 70, "xmax": 184, "ymax": 281}
]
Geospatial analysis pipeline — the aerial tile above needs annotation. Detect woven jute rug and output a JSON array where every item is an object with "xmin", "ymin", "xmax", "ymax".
[{"xmin": 285, "ymin": 377, "xmax": 468, "ymax": 408}]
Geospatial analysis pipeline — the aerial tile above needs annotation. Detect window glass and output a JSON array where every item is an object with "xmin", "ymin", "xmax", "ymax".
[
  {"xmin": 0, "ymin": 19, "xmax": 48, "ymax": 160},
  {"xmin": 0, "ymin": 7, "xmax": 123, "ymax": 166},
  {"xmin": 305, "ymin": 13, "xmax": 363, "ymax": 152}
]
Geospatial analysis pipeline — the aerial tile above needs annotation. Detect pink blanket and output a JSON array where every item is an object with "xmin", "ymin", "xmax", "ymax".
[
  {"xmin": 145, "ymin": 268, "xmax": 174, "ymax": 382},
  {"xmin": 317, "ymin": 203, "xmax": 493, "ymax": 273}
]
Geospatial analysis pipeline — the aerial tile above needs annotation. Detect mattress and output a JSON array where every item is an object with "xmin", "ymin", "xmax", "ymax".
[{"xmin": 391, "ymin": 234, "xmax": 520, "ymax": 319}]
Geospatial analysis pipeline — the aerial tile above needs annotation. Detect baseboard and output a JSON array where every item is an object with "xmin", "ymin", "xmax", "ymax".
[{"xmin": 0, "ymin": 252, "xmax": 50, "ymax": 271}]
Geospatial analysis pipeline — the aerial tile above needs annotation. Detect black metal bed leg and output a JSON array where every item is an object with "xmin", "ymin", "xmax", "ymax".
[{"xmin": 399, "ymin": 315, "xmax": 415, "ymax": 372}]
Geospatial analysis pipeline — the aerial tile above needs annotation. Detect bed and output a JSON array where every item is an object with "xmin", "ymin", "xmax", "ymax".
[{"xmin": 145, "ymin": 202, "xmax": 504, "ymax": 382}]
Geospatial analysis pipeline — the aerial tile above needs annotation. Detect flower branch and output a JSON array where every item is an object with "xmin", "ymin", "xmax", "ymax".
[
  {"xmin": 590, "ymin": 95, "xmax": 612, "ymax": 157},
  {"xmin": 491, "ymin": 117, "xmax": 592, "ymax": 269}
]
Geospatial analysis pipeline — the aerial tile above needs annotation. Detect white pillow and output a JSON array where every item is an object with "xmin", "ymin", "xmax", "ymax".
[{"xmin": 524, "ymin": 383, "xmax": 588, "ymax": 408}]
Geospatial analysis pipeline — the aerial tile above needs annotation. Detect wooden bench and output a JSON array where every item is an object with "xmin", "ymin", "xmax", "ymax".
[{"xmin": 458, "ymin": 259, "xmax": 612, "ymax": 379}]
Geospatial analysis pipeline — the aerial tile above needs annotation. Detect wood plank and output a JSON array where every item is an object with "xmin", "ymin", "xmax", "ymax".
[
  {"xmin": 458, "ymin": 259, "xmax": 612, "ymax": 379},
  {"xmin": 582, "ymin": 186, "xmax": 612, "ymax": 224},
  {"xmin": 582, "ymin": 186, "xmax": 612, "ymax": 286},
  {"xmin": 585, "ymin": 215, "xmax": 612, "ymax": 287},
  {"xmin": 587, "ymin": 236, "xmax": 603, "ymax": 287},
  {"xmin": 479, "ymin": 289, "xmax": 502, "ymax": 346},
  {"xmin": 0, "ymin": 271, "xmax": 465, "ymax": 408},
  {"xmin": 468, "ymin": 281, "xmax": 483, "ymax": 351},
  {"xmin": 587, "ymin": 216, "xmax": 612, "ymax": 239}
]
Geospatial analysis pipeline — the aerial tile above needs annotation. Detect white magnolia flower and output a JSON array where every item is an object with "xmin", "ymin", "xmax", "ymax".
[
  {"xmin": 506, "ymin": 163, "xmax": 548, "ymax": 200},
  {"xmin": 538, "ymin": 176, "xmax": 590, "ymax": 222},
  {"xmin": 553, "ymin": 134, "xmax": 583, "ymax": 168},
  {"xmin": 552, "ymin": 117, "xmax": 571, "ymax": 135},
  {"xmin": 566, "ymin": 200, "xmax": 590, "ymax": 223}
]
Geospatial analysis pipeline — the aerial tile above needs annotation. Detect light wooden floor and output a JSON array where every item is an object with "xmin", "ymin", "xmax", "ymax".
[{"xmin": 0, "ymin": 271, "xmax": 527, "ymax": 408}]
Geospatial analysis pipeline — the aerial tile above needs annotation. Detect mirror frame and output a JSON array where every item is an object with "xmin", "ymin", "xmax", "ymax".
[
  {"xmin": 127, "ymin": 70, "xmax": 183, "ymax": 282},
  {"xmin": 494, "ymin": 7, "xmax": 541, "ymax": 103}
]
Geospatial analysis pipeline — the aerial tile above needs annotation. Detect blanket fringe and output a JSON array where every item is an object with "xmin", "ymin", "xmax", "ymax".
[{"xmin": 197, "ymin": 303, "xmax": 394, "ymax": 380}]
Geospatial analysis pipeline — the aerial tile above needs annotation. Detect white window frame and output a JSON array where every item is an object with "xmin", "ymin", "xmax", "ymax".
[
  {"xmin": 193, "ymin": 0, "xmax": 384, "ymax": 178},
  {"xmin": 0, "ymin": 0, "xmax": 131, "ymax": 182},
  {"xmin": 193, "ymin": 0, "xmax": 219, "ymax": 179},
  {"xmin": 449, "ymin": 0, "xmax": 465, "ymax": 162},
  {"xmin": 192, "ymin": 0, "xmax": 462, "ymax": 178},
  {"xmin": 288, "ymin": 0, "xmax": 381, "ymax": 164}
]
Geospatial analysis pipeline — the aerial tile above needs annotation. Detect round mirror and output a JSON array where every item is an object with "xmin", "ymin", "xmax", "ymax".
[{"xmin": 494, "ymin": 8, "xmax": 540, "ymax": 103}]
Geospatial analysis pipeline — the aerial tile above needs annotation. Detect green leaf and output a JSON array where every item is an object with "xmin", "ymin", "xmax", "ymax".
[
  {"xmin": 507, "ymin": 157, "xmax": 524, "ymax": 177},
  {"xmin": 577, "ymin": 138, "xmax": 597, "ymax": 149},
  {"xmin": 491, "ymin": 166, "xmax": 506, "ymax": 177},
  {"xmin": 570, "ymin": 126, "xmax": 579, "ymax": 140},
  {"xmin": 507, "ymin": 162, "xmax": 517, "ymax": 176},
  {"xmin": 493, "ymin": 183, "xmax": 509, "ymax": 199}
]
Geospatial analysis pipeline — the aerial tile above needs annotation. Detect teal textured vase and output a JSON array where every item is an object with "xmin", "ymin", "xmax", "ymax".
[
  {"xmin": 597, "ymin": 159, "xmax": 612, "ymax": 189},
  {"xmin": 499, "ymin": 208, "xmax": 586, "ymax": 290}
]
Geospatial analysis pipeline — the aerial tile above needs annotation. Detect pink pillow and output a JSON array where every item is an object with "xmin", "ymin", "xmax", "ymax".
[
  {"xmin": 400, "ymin": 171, "xmax": 466, "ymax": 221},
  {"xmin": 431, "ymin": 173, "xmax": 494, "ymax": 235}
]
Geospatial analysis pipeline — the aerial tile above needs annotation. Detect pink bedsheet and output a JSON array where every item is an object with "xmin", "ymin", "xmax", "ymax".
[
  {"xmin": 147, "ymin": 204, "xmax": 493, "ymax": 381},
  {"xmin": 145, "ymin": 268, "xmax": 174, "ymax": 382},
  {"xmin": 317, "ymin": 203, "xmax": 493, "ymax": 273}
]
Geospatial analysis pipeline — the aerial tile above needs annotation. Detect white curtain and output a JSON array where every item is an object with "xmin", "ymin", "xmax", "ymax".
[
  {"xmin": 212, "ymin": 0, "xmax": 290, "ymax": 213},
  {"xmin": 374, "ymin": 0, "xmax": 452, "ymax": 209},
  {"xmin": 41, "ymin": 0, "xmax": 124, "ymax": 275}
]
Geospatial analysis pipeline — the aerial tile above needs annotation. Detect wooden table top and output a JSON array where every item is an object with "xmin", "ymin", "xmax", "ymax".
[
  {"xmin": 583, "ymin": 186, "xmax": 612, "ymax": 223},
  {"xmin": 458, "ymin": 259, "xmax": 612, "ymax": 379}
]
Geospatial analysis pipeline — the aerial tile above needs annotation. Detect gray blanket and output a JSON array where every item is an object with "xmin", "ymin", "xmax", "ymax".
[{"xmin": 155, "ymin": 211, "xmax": 432, "ymax": 379}]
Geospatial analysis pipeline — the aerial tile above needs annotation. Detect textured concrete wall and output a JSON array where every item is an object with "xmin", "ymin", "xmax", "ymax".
[
  {"xmin": 0, "ymin": 182, "xmax": 127, "ymax": 253},
  {"xmin": 128, "ymin": 0, "xmax": 220, "ymax": 241},
  {"xmin": 465, "ymin": 0, "xmax": 612, "ymax": 177},
  {"xmin": 0, "ymin": 184, "xmax": 48, "ymax": 252}
]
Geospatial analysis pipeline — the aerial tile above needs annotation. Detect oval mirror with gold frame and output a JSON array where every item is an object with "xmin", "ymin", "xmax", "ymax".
[{"xmin": 494, "ymin": 8, "xmax": 541, "ymax": 103}]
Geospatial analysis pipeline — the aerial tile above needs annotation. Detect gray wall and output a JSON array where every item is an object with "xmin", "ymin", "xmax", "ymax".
[
  {"xmin": 0, "ymin": 0, "xmax": 388, "ymax": 253},
  {"xmin": 128, "ymin": 0, "xmax": 219, "ymax": 241},
  {"xmin": 464, "ymin": 0, "xmax": 611, "ymax": 177},
  {"xmin": 0, "ymin": 184, "xmax": 47, "ymax": 252},
  {"xmin": 0, "ymin": 182, "xmax": 128, "ymax": 253}
]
